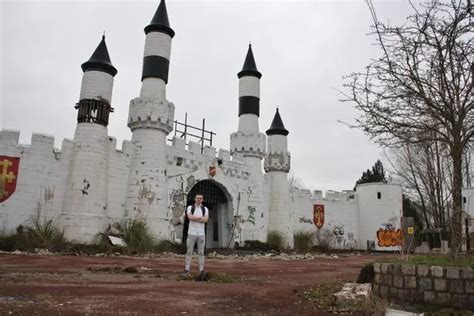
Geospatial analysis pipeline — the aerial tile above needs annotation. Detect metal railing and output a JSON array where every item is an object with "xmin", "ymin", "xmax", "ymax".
[{"xmin": 171, "ymin": 113, "xmax": 216, "ymax": 154}]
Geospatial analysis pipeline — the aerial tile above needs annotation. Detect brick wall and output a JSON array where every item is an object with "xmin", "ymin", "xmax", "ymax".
[{"xmin": 373, "ymin": 262, "xmax": 474, "ymax": 309}]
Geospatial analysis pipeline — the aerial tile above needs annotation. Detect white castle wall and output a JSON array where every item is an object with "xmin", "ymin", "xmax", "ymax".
[
  {"xmin": 289, "ymin": 189, "xmax": 359, "ymax": 250},
  {"xmin": 164, "ymin": 137, "xmax": 257, "ymax": 244},
  {"xmin": 0, "ymin": 130, "xmax": 73, "ymax": 233},
  {"xmin": 106, "ymin": 137, "xmax": 134, "ymax": 221},
  {"xmin": 463, "ymin": 187, "xmax": 474, "ymax": 217},
  {"xmin": 357, "ymin": 183, "xmax": 402, "ymax": 251}
]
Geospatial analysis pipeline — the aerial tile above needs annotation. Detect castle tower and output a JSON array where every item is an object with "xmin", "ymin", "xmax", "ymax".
[
  {"xmin": 62, "ymin": 35, "xmax": 118, "ymax": 242},
  {"xmin": 125, "ymin": 0, "xmax": 175, "ymax": 237},
  {"xmin": 230, "ymin": 44, "xmax": 266, "ymax": 241},
  {"xmin": 264, "ymin": 109, "xmax": 293, "ymax": 247}
]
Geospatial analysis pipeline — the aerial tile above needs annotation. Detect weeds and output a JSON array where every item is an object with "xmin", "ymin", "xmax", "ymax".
[
  {"xmin": 293, "ymin": 231, "xmax": 314, "ymax": 253},
  {"xmin": 209, "ymin": 272, "xmax": 236, "ymax": 283},
  {"xmin": 298, "ymin": 283, "xmax": 387, "ymax": 313},
  {"xmin": 267, "ymin": 230, "xmax": 286, "ymax": 252},
  {"xmin": 314, "ymin": 228, "xmax": 334, "ymax": 253},
  {"xmin": 0, "ymin": 211, "xmax": 66, "ymax": 252}
]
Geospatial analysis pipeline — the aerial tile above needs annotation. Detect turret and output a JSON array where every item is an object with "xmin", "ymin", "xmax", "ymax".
[
  {"xmin": 264, "ymin": 108, "xmax": 293, "ymax": 247},
  {"xmin": 230, "ymin": 44, "xmax": 266, "ymax": 159},
  {"xmin": 77, "ymin": 35, "xmax": 117, "ymax": 126},
  {"xmin": 125, "ymin": 0, "xmax": 175, "ymax": 238},
  {"xmin": 62, "ymin": 35, "xmax": 117, "ymax": 242},
  {"xmin": 264, "ymin": 108, "xmax": 290, "ymax": 173},
  {"xmin": 230, "ymin": 45, "xmax": 267, "ymax": 242}
]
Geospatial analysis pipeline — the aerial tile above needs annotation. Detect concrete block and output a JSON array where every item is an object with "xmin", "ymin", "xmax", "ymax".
[
  {"xmin": 434, "ymin": 278, "xmax": 447, "ymax": 291},
  {"xmin": 393, "ymin": 275, "xmax": 404, "ymax": 288},
  {"xmin": 466, "ymin": 280, "xmax": 474, "ymax": 293},
  {"xmin": 405, "ymin": 276, "xmax": 417, "ymax": 289},
  {"xmin": 380, "ymin": 286, "xmax": 389, "ymax": 297},
  {"xmin": 446, "ymin": 267, "xmax": 460, "ymax": 279},
  {"xmin": 452, "ymin": 294, "xmax": 468, "ymax": 308},
  {"xmin": 381, "ymin": 263, "xmax": 390, "ymax": 273},
  {"xmin": 374, "ymin": 274, "xmax": 381, "ymax": 284},
  {"xmin": 419, "ymin": 278, "xmax": 432, "ymax": 290},
  {"xmin": 423, "ymin": 291, "xmax": 436, "ymax": 303},
  {"xmin": 373, "ymin": 263, "xmax": 380, "ymax": 273},
  {"xmin": 431, "ymin": 266, "xmax": 444, "ymax": 278},
  {"xmin": 417, "ymin": 265, "xmax": 429, "ymax": 277},
  {"xmin": 462, "ymin": 267, "xmax": 474, "ymax": 279},
  {"xmin": 389, "ymin": 286, "xmax": 397, "ymax": 296},
  {"xmin": 384, "ymin": 274, "xmax": 393, "ymax": 286},
  {"xmin": 449, "ymin": 279, "xmax": 464, "ymax": 293},
  {"xmin": 401, "ymin": 265, "xmax": 415, "ymax": 275},
  {"xmin": 436, "ymin": 292, "xmax": 451, "ymax": 305},
  {"xmin": 414, "ymin": 242, "xmax": 430, "ymax": 254}
]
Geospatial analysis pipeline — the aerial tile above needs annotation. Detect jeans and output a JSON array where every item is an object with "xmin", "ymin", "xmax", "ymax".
[{"xmin": 185, "ymin": 234, "xmax": 205, "ymax": 272}]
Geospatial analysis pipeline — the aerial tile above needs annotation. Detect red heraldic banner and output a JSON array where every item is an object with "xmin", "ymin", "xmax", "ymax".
[
  {"xmin": 0, "ymin": 156, "xmax": 20, "ymax": 203},
  {"xmin": 313, "ymin": 204, "xmax": 324, "ymax": 229}
]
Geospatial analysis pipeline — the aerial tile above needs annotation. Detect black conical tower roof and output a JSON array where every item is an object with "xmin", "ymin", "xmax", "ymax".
[
  {"xmin": 237, "ymin": 44, "xmax": 262, "ymax": 79},
  {"xmin": 144, "ymin": 0, "xmax": 175, "ymax": 37},
  {"xmin": 81, "ymin": 35, "xmax": 117, "ymax": 77},
  {"xmin": 266, "ymin": 108, "xmax": 289, "ymax": 136}
]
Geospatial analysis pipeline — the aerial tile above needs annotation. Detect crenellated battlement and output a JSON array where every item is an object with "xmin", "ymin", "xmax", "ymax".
[
  {"xmin": 107, "ymin": 136, "xmax": 134, "ymax": 156},
  {"xmin": 230, "ymin": 131, "xmax": 266, "ymax": 158},
  {"xmin": 166, "ymin": 136, "xmax": 250, "ymax": 180},
  {"xmin": 0, "ymin": 129, "xmax": 76, "ymax": 158},
  {"xmin": 264, "ymin": 151, "xmax": 290, "ymax": 173},
  {"xmin": 128, "ymin": 97, "xmax": 175, "ymax": 134}
]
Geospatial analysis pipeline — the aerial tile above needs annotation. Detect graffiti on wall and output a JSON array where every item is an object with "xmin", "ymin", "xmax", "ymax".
[
  {"xmin": 333, "ymin": 225, "xmax": 345, "ymax": 244},
  {"xmin": 376, "ymin": 225, "xmax": 402, "ymax": 247},
  {"xmin": 246, "ymin": 206, "xmax": 256, "ymax": 226},
  {"xmin": 299, "ymin": 217, "xmax": 313, "ymax": 224}
]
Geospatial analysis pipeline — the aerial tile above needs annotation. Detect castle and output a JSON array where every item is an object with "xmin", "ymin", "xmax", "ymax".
[{"xmin": 7, "ymin": 0, "xmax": 469, "ymax": 251}]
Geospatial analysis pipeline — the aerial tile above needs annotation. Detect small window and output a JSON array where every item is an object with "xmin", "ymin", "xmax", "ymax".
[
  {"xmin": 463, "ymin": 197, "xmax": 467, "ymax": 204},
  {"xmin": 176, "ymin": 157, "xmax": 183, "ymax": 166},
  {"xmin": 377, "ymin": 192, "xmax": 382, "ymax": 199}
]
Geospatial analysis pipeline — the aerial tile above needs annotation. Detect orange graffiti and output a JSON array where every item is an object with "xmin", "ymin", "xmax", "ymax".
[{"xmin": 376, "ymin": 228, "xmax": 402, "ymax": 247}]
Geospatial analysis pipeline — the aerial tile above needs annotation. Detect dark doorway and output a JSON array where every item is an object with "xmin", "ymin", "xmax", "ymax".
[{"xmin": 182, "ymin": 180, "xmax": 232, "ymax": 248}]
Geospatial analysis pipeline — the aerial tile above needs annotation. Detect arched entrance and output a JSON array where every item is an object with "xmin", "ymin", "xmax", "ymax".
[{"xmin": 184, "ymin": 180, "xmax": 233, "ymax": 248}]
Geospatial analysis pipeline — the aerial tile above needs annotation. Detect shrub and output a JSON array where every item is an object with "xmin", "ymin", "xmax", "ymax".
[
  {"xmin": 242, "ymin": 240, "xmax": 273, "ymax": 252},
  {"xmin": 119, "ymin": 218, "xmax": 156, "ymax": 254},
  {"xmin": 267, "ymin": 230, "xmax": 286, "ymax": 252},
  {"xmin": 154, "ymin": 239, "xmax": 182, "ymax": 253},
  {"xmin": 29, "ymin": 212, "xmax": 66, "ymax": 251},
  {"xmin": 314, "ymin": 228, "xmax": 334, "ymax": 253},
  {"xmin": 293, "ymin": 231, "xmax": 314, "ymax": 253}
]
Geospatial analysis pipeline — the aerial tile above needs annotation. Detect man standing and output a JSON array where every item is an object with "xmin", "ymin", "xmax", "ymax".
[{"xmin": 181, "ymin": 193, "xmax": 208, "ymax": 278}]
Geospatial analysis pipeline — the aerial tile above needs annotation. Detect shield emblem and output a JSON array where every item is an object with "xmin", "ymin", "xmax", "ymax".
[
  {"xmin": 0, "ymin": 156, "xmax": 20, "ymax": 203},
  {"xmin": 209, "ymin": 165, "xmax": 216, "ymax": 178},
  {"xmin": 313, "ymin": 204, "xmax": 324, "ymax": 229}
]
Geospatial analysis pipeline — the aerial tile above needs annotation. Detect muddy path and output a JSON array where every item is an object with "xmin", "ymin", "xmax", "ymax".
[{"xmin": 0, "ymin": 253, "xmax": 390, "ymax": 315}]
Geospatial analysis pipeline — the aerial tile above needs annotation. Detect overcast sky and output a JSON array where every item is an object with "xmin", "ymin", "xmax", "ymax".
[{"xmin": 1, "ymin": 0, "xmax": 417, "ymax": 193}]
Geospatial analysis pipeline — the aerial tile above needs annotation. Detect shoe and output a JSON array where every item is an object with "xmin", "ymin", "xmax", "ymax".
[
  {"xmin": 179, "ymin": 270, "xmax": 190, "ymax": 278},
  {"xmin": 196, "ymin": 270, "xmax": 207, "ymax": 281}
]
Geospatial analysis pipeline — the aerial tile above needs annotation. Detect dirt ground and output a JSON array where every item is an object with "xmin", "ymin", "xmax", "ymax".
[{"xmin": 0, "ymin": 252, "xmax": 390, "ymax": 315}]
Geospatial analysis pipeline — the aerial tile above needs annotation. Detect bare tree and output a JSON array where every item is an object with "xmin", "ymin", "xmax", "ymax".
[
  {"xmin": 386, "ymin": 142, "xmax": 452, "ymax": 229},
  {"xmin": 342, "ymin": 0, "xmax": 473, "ymax": 254}
]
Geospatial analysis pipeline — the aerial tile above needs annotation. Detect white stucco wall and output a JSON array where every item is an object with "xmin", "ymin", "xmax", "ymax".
[
  {"xmin": 356, "ymin": 183, "xmax": 402, "ymax": 251},
  {"xmin": 0, "ymin": 130, "xmax": 73, "ymax": 233}
]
